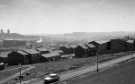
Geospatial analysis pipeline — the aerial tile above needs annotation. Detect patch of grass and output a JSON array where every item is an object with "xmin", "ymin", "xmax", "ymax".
[
  {"xmin": 3, "ymin": 51, "xmax": 135, "ymax": 83},
  {"xmin": 31, "ymin": 51, "xmax": 135, "ymax": 78},
  {"xmin": 0, "ymin": 66, "xmax": 28, "ymax": 81}
]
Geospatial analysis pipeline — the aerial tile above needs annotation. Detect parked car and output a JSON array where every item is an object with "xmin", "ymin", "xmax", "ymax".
[{"xmin": 44, "ymin": 73, "xmax": 60, "ymax": 84}]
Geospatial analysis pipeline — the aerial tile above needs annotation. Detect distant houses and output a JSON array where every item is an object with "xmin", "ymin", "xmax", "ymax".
[
  {"xmin": 0, "ymin": 57, "xmax": 3, "ymax": 63},
  {"xmin": 59, "ymin": 45, "xmax": 74, "ymax": 54},
  {"xmin": 74, "ymin": 44, "xmax": 89, "ymax": 58},
  {"xmin": 3, "ymin": 39, "xmax": 27, "ymax": 48},
  {"xmin": 41, "ymin": 52, "xmax": 60, "ymax": 61},
  {"xmin": 0, "ymin": 38, "xmax": 135, "ymax": 66},
  {"xmin": 61, "ymin": 54, "xmax": 75, "ymax": 59},
  {"xmin": 87, "ymin": 43, "xmax": 97, "ymax": 56},
  {"xmin": 95, "ymin": 39, "xmax": 132, "ymax": 54},
  {"xmin": 7, "ymin": 49, "xmax": 48, "ymax": 65},
  {"xmin": 21, "ymin": 49, "xmax": 44, "ymax": 64},
  {"xmin": 73, "ymin": 39, "xmax": 135, "ymax": 58},
  {"xmin": 7, "ymin": 48, "xmax": 64, "ymax": 65},
  {"xmin": 36, "ymin": 48, "xmax": 49, "ymax": 54},
  {"xmin": 126, "ymin": 40, "xmax": 135, "ymax": 51},
  {"xmin": 8, "ymin": 50, "xmax": 30, "ymax": 65},
  {"xmin": 0, "ymin": 51, "xmax": 9, "ymax": 63}
]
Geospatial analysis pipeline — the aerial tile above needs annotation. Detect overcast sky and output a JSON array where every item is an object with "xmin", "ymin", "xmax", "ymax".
[{"xmin": 0, "ymin": 0, "xmax": 135, "ymax": 34}]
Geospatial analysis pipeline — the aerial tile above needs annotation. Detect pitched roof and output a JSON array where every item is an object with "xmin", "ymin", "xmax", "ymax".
[
  {"xmin": 36, "ymin": 48, "xmax": 48, "ymax": 52},
  {"xmin": 94, "ymin": 40, "xmax": 110, "ymax": 44},
  {"xmin": 50, "ymin": 50, "xmax": 63, "ymax": 54},
  {"xmin": 87, "ymin": 44, "xmax": 96, "ymax": 48},
  {"xmin": 42, "ymin": 52, "xmax": 60, "ymax": 58},
  {"xmin": 88, "ymin": 41, "xmax": 100, "ymax": 47},
  {"xmin": 60, "ymin": 45, "xmax": 71, "ymax": 48},
  {"xmin": 126, "ymin": 40, "xmax": 134, "ymax": 43},
  {"xmin": 78, "ymin": 44, "xmax": 88, "ymax": 49},
  {"xmin": 61, "ymin": 54, "xmax": 75, "ymax": 58},
  {"xmin": 70, "ymin": 45, "xmax": 77, "ymax": 48},
  {"xmin": 17, "ymin": 50, "xmax": 28, "ymax": 55},
  {"xmin": 22, "ymin": 49, "xmax": 39, "ymax": 54}
]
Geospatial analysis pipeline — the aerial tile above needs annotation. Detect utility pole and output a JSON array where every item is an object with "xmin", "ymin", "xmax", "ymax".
[
  {"xmin": 19, "ymin": 64, "xmax": 22, "ymax": 84},
  {"xmin": 96, "ymin": 51, "xmax": 99, "ymax": 72},
  {"xmin": 96, "ymin": 47, "xmax": 99, "ymax": 72}
]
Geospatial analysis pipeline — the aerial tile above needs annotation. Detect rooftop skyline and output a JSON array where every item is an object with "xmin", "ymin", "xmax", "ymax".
[{"xmin": 0, "ymin": 0, "xmax": 135, "ymax": 34}]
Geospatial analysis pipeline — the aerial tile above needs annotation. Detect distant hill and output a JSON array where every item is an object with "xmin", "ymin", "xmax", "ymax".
[
  {"xmin": 0, "ymin": 31, "xmax": 134, "ymax": 44},
  {"xmin": 42, "ymin": 32, "xmax": 135, "ymax": 43},
  {"xmin": 0, "ymin": 33, "xmax": 39, "ymax": 41}
]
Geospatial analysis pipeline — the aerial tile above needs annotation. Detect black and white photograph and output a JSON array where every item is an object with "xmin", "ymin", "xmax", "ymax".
[{"xmin": 0, "ymin": 0, "xmax": 135, "ymax": 84}]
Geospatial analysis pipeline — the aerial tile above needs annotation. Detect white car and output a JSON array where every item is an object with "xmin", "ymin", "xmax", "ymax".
[{"xmin": 44, "ymin": 73, "xmax": 60, "ymax": 84}]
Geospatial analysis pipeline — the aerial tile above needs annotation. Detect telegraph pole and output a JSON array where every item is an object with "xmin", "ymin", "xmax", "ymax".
[
  {"xmin": 19, "ymin": 64, "xmax": 22, "ymax": 84},
  {"xmin": 96, "ymin": 47, "xmax": 99, "ymax": 72},
  {"xmin": 96, "ymin": 51, "xmax": 99, "ymax": 72}
]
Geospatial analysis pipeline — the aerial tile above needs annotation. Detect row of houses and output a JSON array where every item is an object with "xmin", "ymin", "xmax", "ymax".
[
  {"xmin": 74, "ymin": 39, "xmax": 135, "ymax": 58},
  {"xmin": 0, "ymin": 38, "xmax": 135, "ymax": 66},
  {"xmin": 0, "ymin": 48, "xmax": 64, "ymax": 66}
]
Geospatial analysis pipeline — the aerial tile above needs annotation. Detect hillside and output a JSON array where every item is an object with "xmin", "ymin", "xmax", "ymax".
[
  {"xmin": 42, "ymin": 31, "xmax": 135, "ymax": 43},
  {"xmin": 0, "ymin": 33, "xmax": 39, "ymax": 41},
  {"xmin": 0, "ymin": 31, "xmax": 134, "ymax": 44}
]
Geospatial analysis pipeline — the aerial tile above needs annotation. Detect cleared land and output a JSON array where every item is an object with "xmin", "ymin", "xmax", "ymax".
[
  {"xmin": 30, "ymin": 51, "xmax": 135, "ymax": 78},
  {"xmin": 0, "ymin": 66, "xmax": 28, "ymax": 81},
  {"xmin": 68, "ymin": 57, "xmax": 135, "ymax": 84},
  {"xmin": 1, "ymin": 51, "xmax": 135, "ymax": 83}
]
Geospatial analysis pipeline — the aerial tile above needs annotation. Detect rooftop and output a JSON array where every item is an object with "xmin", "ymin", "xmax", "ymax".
[
  {"xmin": 87, "ymin": 44, "xmax": 96, "ymax": 48},
  {"xmin": 126, "ymin": 40, "xmax": 134, "ymax": 43},
  {"xmin": 22, "ymin": 49, "xmax": 39, "ymax": 54},
  {"xmin": 94, "ymin": 40, "xmax": 110, "ymax": 44},
  {"xmin": 17, "ymin": 50, "xmax": 28, "ymax": 55},
  {"xmin": 42, "ymin": 52, "xmax": 60, "ymax": 58},
  {"xmin": 78, "ymin": 44, "xmax": 88, "ymax": 49},
  {"xmin": 36, "ymin": 48, "xmax": 48, "ymax": 52},
  {"xmin": 0, "ymin": 51, "xmax": 11, "ymax": 57}
]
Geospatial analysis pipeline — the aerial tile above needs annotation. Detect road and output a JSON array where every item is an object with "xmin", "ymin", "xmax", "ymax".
[
  {"xmin": 0, "ymin": 65, "xmax": 31, "ymax": 73},
  {"xmin": 29, "ymin": 54, "xmax": 135, "ymax": 84},
  {"xmin": 68, "ymin": 58, "xmax": 135, "ymax": 84},
  {"xmin": 0, "ymin": 65, "xmax": 35, "ymax": 84}
]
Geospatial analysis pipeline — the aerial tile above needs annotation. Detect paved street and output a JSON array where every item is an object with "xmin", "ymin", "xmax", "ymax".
[
  {"xmin": 30, "ymin": 54, "xmax": 135, "ymax": 84},
  {"xmin": 68, "ymin": 58, "xmax": 135, "ymax": 84}
]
